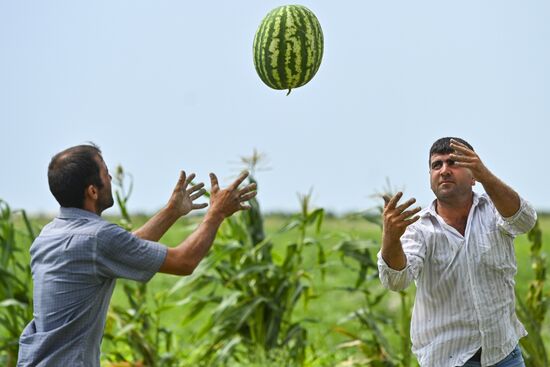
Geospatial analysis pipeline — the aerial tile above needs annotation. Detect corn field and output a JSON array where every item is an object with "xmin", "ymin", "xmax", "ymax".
[{"xmin": 1, "ymin": 169, "xmax": 549, "ymax": 367}]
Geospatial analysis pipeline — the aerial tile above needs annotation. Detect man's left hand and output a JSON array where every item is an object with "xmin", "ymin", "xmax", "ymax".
[{"xmin": 449, "ymin": 139, "xmax": 492, "ymax": 184}]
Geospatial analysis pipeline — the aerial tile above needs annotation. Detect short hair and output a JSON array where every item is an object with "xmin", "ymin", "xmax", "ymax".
[
  {"xmin": 48, "ymin": 143, "xmax": 104, "ymax": 208},
  {"xmin": 429, "ymin": 137, "xmax": 474, "ymax": 166}
]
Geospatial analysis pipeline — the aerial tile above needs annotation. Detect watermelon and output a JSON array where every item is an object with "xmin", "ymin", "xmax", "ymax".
[{"xmin": 253, "ymin": 5, "xmax": 324, "ymax": 95}]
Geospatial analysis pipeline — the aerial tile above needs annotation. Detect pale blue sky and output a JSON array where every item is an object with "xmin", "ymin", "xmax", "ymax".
[{"xmin": 1, "ymin": 1, "xmax": 549, "ymax": 215}]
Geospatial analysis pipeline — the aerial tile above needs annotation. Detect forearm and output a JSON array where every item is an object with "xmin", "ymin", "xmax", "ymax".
[
  {"xmin": 160, "ymin": 211, "xmax": 225, "ymax": 275},
  {"xmin": 381, "ymin": 234, "xmax": 407, "ymax": 271},
  {"xmin": 133, "ymin": 206, "xmax": 179, "ymax": 242},
  {"xmin": 480, "ymin": 172, "xmax": 520, "ymax": 218},
  {"xmin": 378, "ymin": 239, "xmax": 413, "ymax": 291}
]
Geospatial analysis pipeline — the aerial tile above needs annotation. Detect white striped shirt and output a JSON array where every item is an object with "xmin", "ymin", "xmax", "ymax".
[{"xmin": 378, "ymin": 192, "xmax": 537, "ymax": 367}]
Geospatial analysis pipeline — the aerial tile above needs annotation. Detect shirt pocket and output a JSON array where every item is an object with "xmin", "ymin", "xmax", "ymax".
[
  {"xmin": 431, "ymin": 233, "xmax": 460, "ymax": 268},
  {"xmin": 479, "ymin": 229, "xmax": 515, "ymax": 272}
]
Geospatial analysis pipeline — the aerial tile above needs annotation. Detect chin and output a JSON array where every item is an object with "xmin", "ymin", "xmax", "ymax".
[
  {"xmin": 435, "ymin": 190, "xmax": 455, "ymax": 200},
  {"xmin": 99, "ymin": 198, "xmax": 115, "ymax": 213}
]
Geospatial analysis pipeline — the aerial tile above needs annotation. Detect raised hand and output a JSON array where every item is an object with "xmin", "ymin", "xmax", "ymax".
[
  {"xmin": 449, "ymin": 139, "xmax": 491, "ymax": 183},
  {"xmin": 382, "ymin": 192, "xmax": 421, "ymax": 242},
  {"xmin": 450, "ymin": 139, "xmax": 521, "ymax": 216},
  {"xmin": 208, "ymin": 171, "xmax": 257, "ymax": 219},
  {"xmin": 167, "ymin": 171, "xmax": 208, "ymax": 217}
]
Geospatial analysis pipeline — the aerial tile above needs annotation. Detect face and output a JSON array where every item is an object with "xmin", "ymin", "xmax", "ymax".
[
  {"xmin": 95, "ymin": 156, "xmax": 114, "ymax": 213},
  {"xmin": 429, "ymin": 153, "xmax": 475, "ymax": 202}
]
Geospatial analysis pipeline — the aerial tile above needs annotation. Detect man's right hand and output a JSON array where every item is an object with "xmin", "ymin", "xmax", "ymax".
[
  {"xmin": 381, "ymin": 192, "xmax": 421, "ymax": 270},
  {"xmin": 382, "ymin": 192, "xmax": 421, "ymax": 242},
  {"xmin": 159, "ymin": 171, "xmax": 258, "ymax": 276},
  {"xmin": 208, "ymin": 171, "xmax": 257, "ymax": 219}
]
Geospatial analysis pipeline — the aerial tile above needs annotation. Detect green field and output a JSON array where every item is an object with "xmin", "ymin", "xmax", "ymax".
[
  {"xmin": 107, "ymin": 213, "xmax": 550, "ymax": 365},
  {"xmin": 2, "ymin": 209, "xmax": 550, "ymax": 366}
]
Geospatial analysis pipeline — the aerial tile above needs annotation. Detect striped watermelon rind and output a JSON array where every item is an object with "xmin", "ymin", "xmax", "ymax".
[{"xmin": 253, "ymin": 5, "xmax": 324, "ymax": 95}]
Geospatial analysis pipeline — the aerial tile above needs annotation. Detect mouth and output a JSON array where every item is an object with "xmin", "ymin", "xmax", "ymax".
[{"xmin": 439, "ymin": 181, "xmax": 455, "ymax": 186}]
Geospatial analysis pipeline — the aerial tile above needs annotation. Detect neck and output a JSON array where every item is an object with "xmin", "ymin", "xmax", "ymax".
[
  {"xmin": 82, "ymin": 201, "xmax": 101, "ymax": 215},
  {"xmin": 435, "ymin": 193, "xmax": 474, "ymax": 235}
]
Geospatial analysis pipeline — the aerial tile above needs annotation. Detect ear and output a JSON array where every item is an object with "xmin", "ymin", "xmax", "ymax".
[{"xmin": 85, "ymin": 185, "xmax": 99, "ymax": 201}]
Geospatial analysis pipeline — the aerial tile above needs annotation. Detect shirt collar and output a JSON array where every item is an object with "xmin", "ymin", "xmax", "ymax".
[
  {"xmin": 58, "ymin": 206, "xmax": 101, "ymax": 220},
  {"xmin": 423, "ymin": 191, "xmax": 487, "ymax": 218}
]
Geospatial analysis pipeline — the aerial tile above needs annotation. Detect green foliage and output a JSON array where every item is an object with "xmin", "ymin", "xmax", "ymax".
[
  {"xmin": 2, "ymin": 167, "xmax": 549, "ymax": 366},
  {"xmin": 332, "ymin": 190, "xmax": 415, "ymax": 367},
  {"xmin": 103, "ymin": 282, "xmax": 182, "ymax": 367},
  {"xmin": 0, "ymin": 199, "xmax": 35, "ymax": 367},
  {"xmin": 516, "ymin": 219, "xmax": 550, "ymax": 367},
  {"xmin": 175, "ymin": 183, "xmax": 326, "ymax": 365},
  {"xmin": 103, "ymin": 165, "xmax": 189, "ymax": 366},
  {"xmin": 333, "ymin": 234, "xmax": 415, "ymax": 367},
  {"xmin": 113, "ymin": 165, "xmax": 134, "ymax": 231}
]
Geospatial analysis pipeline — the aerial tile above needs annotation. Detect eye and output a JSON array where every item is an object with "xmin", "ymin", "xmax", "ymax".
[{"xmin": 431, "ymin": 161, "xmax": 442, "ymax": 170}]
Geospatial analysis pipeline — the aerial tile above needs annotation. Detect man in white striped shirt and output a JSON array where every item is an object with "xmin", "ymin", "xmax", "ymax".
[{"xmin": 377, "ymin": 137, "xmax": 537, "ymax": 367}]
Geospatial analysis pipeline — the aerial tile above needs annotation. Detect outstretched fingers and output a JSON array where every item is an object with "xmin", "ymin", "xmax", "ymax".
[
  {"xmin": 207, "ymin": 172, "xmax": 257, "ymax": 217},
  {"xmin": 239, "ymin": 191, "xmax": 257, "ymax": 202},
  {"xmin": 187, "ymin": 182, "xmax": 205, "ymax": 195},
  {"xmin": 238, "ymin": 183, "xmax": 257, "ymax": 210},
  {"xmin": 228, "ymin": 171, "xmax": 250, "ymax": 191},
  {"xmin": 450, "ymin": 141, "xmax": 482, "ymax": 170},
  {"xmin": 403, "ymin": 215, "xmax": 421, "ymax": 226},
  {"xmin": 192, "ymin": 202, "xmax": 208, "ymax": 210},
  {"xmin": 174, "ymin": 170, "xmax": 187, "ymax": 192},
  {"xmin": 384, "ymin": 192, "xmax": 403, "ymax": 211},
  {"xmin": 395, "ymin": 198, "xmax": 416, "ymax": 213},
  {"xmin": 184, "ymin": 173, "xmax": 196, "ymax": 190},
  {"xmin": 397, "ymin": 206, "xmax": 422, "ymax": 221},
  {"xmin": 239, "ymin": 182, "xmax": 257, "ymax": 195},
  {"xmin": 450, "ymin": 140, "xmax": 474, "ymax": 155},
  {"xmin": 209, "ymin": 173, "xmax": 220, "ymax": 193},
  {"xmin": 450, "ymin": 153, "xmax": 477, "ymax": 167},
  {"xmin": 382, "ymin": 192, "xmax": 421, "ymax": 236},
  {"xmin": 451, "ymin": 160, "xmax": 476, "ymax": 169},
  {"xmin": 189, "ymin": 188, "xmax": 207, "ymax": 201}
]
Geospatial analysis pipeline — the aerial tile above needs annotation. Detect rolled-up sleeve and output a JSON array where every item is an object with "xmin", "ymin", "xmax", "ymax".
[
  {"xmin": 378, "ymin": 225, "xmax": 426, "ymax": 291},
  {"xmin": 496, "ymin": 196, "xmax": 537, "ymax": 236}
]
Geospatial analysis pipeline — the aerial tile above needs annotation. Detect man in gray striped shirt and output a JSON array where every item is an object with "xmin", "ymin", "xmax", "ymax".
[
  {"xmin": 18, "ymin": 143, "xmax": 257, "ymax": 366},
  {"xmin": 378, "ymin": 137, "xmax": 536, "ymax": 367}
]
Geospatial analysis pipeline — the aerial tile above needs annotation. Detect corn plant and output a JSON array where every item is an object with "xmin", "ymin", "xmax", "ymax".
[
  {"xmin": 0, "ymin": 199, "xmax": 35, "ymax": 367},
  {"xmin": 176, "ymin": 179, "xmax": 325, "ymax": 366},
  {"xmin": 102, "ymin": 166, "xmax": 185, "ymax": 366},
  {"xmin": 516, "ymin": 219, "xmax": 549, "ymax": 367},
  {"xmin": 333, "ymin": 236, "xmax": 414, "ymax": 367},
  {"xmin": 103, "ymin": 281, "xmax": 181, "ymax": 367},
  {"xmin": 333, "ymin": 194, "xmax": 415, "ymax": 367},
  {"xmin": 113, "ymin": 165, "xmax": 133, "ymax": 231}
]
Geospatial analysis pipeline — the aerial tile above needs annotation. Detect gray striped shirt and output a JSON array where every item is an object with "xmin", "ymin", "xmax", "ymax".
[
  {"xmin": 18, "ymin": 207, "xmax": 167, "ymax": 367},
  {"xmin": 378, "ymin": 192, "xmax": 537, "ymax": 367}
]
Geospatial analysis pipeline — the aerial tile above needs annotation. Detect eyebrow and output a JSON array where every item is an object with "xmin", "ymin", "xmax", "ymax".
[{"xmin": 430, "ymin": 158, "xmax": 455, "ymax": 168}]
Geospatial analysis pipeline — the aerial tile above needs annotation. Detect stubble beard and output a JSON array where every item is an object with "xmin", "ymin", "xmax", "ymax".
[
  {"xmin": 434, "ymin": 183, "xmax": 471, "ymax": 205},
  {"xmin": 98, "ymin": 190, "xmax": 114, "ymax": 214}
]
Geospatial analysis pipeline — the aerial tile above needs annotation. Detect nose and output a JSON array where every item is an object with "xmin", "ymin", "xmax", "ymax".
[{"xmin": 440, "ymin": 162, "xmax": 452, "ymax": 176}]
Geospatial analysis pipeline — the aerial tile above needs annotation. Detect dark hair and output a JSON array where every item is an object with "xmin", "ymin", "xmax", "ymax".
[
  {"xmin": 429, "ymin": 137, "xmax": 474, "ymax": 166},
  {"xmin": 48, "ymin": 143, "xmax": 104, "ymax": 208}
]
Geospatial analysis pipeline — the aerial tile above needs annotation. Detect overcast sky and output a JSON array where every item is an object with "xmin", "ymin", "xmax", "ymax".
[{"xmin": 1, "ymin": 1, "xmax": 549, "ymax": 216}]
